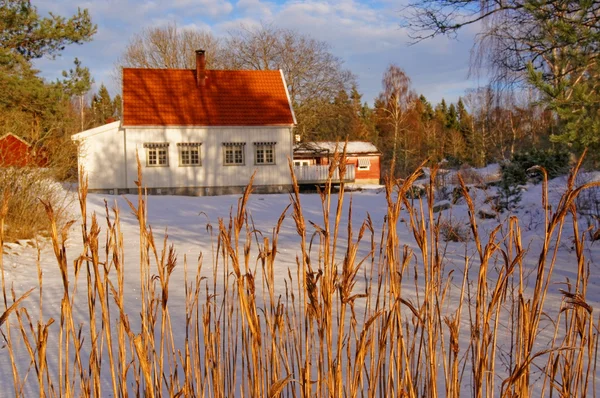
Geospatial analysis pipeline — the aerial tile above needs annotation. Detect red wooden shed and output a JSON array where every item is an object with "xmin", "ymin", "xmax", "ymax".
[{"xmin": 0, "ymin": 133, "xmax": 45, "ymax": 167}]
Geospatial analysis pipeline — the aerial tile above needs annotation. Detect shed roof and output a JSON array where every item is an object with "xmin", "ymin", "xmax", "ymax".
[
  {"xmin": 294, "ymin": 141, "xmax": 381, "ymax": 155},
  {"xmin": 122, "ymin": 68, "xmax": 295, "ymax": 127}
]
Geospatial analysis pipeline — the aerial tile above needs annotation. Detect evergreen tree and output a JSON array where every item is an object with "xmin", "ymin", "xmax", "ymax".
[
  {"xmin": 418, "ymin": 95, "xmax": 434, "ymax": 121},
  {"xmin": 0, "ymin": 0, "xmax": 96, "ymax": 61},
  {"xmin": 435, "ymin": 99, "xmax": 448, "ymax": 127},
  {"xmin": 91, "ymin": 84, "xmax": 115, "ymax": 126},
  {"xmin": 113, "ymin": 94, "xmax": 123, "ymax": 120},
  {"xmin": 0, "ymin": 0, "xmax": 96, "ymax": 177},
  {"xmin": 408, "ymin": 0, "xmax": 600, "ymax": 162},
  {"xmin": 61, "ymin": 58, "xmax": 93, "ymax": 130},
  {"xmin": 456, "ymin": 97, "xmax": 475, "ymax": 163},
  {"xmin": 446, "ymin": 103, "xmax": 459, "ymax": 131}
]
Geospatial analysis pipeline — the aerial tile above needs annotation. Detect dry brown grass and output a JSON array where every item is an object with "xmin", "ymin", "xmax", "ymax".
[
  {"xmin": 0, "ymin": 152, "xmax": 599, "ymax": 397},
  {"xmin": 0, "ymin": 167, "xmax": 70, "ymax": 241}
]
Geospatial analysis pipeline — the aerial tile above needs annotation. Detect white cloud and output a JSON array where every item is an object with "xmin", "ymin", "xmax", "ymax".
[
  {"xmin": 236, "ymin": 0, "xmax": 274, "ymax": 19},
  {"xmin": 32, "ymin": 0, "xmax": 485, "ymax": 103}
]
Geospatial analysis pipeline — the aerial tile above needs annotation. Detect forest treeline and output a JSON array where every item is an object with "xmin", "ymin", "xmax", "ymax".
[{"xmin": 1, "ymin": 0, "xmax": 598, "ymax": 179}]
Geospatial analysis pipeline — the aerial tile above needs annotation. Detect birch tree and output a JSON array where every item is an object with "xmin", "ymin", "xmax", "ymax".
[{"xmin": 377, "ymin": 64, "xmax": 417, "ymax": 175}]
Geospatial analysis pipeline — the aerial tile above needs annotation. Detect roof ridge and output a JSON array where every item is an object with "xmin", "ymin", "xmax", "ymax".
[
  {"xmin": 123, "ymin": 68, "xmax": 281, "ymax": 73},
  {"xmin": 122, "ymin": 67, "xmax": 295, "ymax": 126}
]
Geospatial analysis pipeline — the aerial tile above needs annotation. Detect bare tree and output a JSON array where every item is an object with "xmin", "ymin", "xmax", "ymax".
[
  {"xmin": 115, "ymin": 22, "xmax": 355, "ymax": 138},
  {"xmin": 378, "ymin": 64, "xmax": 417, "ymax": 174},
  {"xmin": 112, "ymin": 22, "xmax": 225, "ymax": 90},
  {"xmin": 117, "ymin": 22, "xmax": 225, "ymax": 69},
  {"xmin": 406, "ymin": 0, "xmax": 600, "ymax": 154},
  {"xmin": 224, "ymin": 23, "xmax": 356, "ymax": 136},
  {"xmin": 463, "ymin": 86, "xmax": 496, "ymax": 165}
]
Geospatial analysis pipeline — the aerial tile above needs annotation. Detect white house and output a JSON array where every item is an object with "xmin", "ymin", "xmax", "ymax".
[{"xmin": 72, "ymin": 50, "xmax": 297, "ymax": 195}]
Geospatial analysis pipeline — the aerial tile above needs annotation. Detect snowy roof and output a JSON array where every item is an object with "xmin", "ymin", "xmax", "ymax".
[{"xmin": 294, "ymin": 141, "xmax": 381, "ymax": 155}]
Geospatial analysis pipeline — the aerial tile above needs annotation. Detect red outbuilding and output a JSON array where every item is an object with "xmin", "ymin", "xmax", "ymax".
[
  {"xmin": 0, "ymin": 133, "xmax": 46, "ymax": 167},
  {"xmin": 293, "ymin": 141, "xmax": 382, "ymax": 185}
]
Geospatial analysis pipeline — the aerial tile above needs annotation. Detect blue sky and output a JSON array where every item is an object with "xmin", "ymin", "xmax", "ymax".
[{"xmin": 34, "ymin": 0, "xmax": 487, "ymax": 106}]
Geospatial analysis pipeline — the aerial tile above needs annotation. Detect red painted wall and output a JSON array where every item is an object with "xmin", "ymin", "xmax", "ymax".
[
  {"xmin": 346, "ymin": 156, "xmax": 381, "ymax": 182},
  {"xmin": 316, "ymin": 155, "xmax": 381, "ymax": 183},
  {"xmin": 0, "ymin": 135, "xmax": 42, "ymax": 167}
]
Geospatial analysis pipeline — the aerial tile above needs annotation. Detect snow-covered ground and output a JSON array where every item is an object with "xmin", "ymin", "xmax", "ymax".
[{"xmin": 1, "ymin": 168, "xmax": 600, "ymax": 396}]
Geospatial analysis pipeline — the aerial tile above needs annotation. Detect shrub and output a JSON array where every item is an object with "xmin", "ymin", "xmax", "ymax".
[
  {"xmin": 497, "ymin": 148, "xmax": 571, "ymax": 212},
  {"xmin": 439, "ymin": 218, "xmax": 469, "ymax": 242},
  {"xmin": 449, "ymin": 166, "xmax": 485, "ymax": 185},
  {"xmin": 406, "ymin": 184, "xmax": 426, "ymax": 199},
  {"xmin": 0, "ymin": 167, "xmax": 70, "ymax": 241},
  {"xmin": 503, "ymin": 148, "xmax": 570, "ymax": 186}
]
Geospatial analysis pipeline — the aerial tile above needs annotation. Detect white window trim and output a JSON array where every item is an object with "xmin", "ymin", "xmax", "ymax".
[
  {"xmin": 254, "ymin": 141, "xmax": 277, "ymax": 165},
  {"xmin": 223, "ymin": 142, "xmax": 246, "ymax": 166},
  {"xmin": 144, "ymin": 143, "xmax": 169, "ymax": 167},
  {"xmin": 357, "ymin": 157, "xmax": 371, "ymax": 171},
  {"xmin": 294, "ymin": 160, "xmax": 310, "ymax": 167},
  {"xmin": 177, "ymin": 142, "xmax": 202, "ymax": 167}
]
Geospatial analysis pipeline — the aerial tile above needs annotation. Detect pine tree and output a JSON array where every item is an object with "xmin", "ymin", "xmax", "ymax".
[
  {"xmin": 446, "ymin": 103, "xmax": 459, "ymax": 131},
  {"xmin": 456, "ymin": 97, "xmax": 475, "ymax": 164},
  {"xmin": 435, "ymin": 99, "xmax": 448, "ymax": 127},
  {"xmin": 0, "ymin": 0, "xmax": 96, "ymax": 61},
  {"xmin": 0, "ymin": 0, "xmax": 96, "ymax": 177},
  {"xmin": 62, "ymin": 58, "xmax": 93, "ymax": 130},
  {"xmin": 418, "ymin": 95, "xmax": 434, "ymax": 121},
  {"xmin": 113, "ymin": 94, "xmax": 123, "ymax": 120},
  {"xmin": 91, "ymin": 84, "xmax": 115, "ymax": 126}
]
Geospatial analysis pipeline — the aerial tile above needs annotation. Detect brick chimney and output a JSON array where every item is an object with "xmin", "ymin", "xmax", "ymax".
[{"xmin": 196, "ymin": 49, "xmax": 206, "ymax": 87}]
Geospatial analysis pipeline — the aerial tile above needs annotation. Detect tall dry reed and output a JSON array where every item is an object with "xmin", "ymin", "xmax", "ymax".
[{"xmin": 0, "ymin": 152, "xmax": 598, "ymax": 397}]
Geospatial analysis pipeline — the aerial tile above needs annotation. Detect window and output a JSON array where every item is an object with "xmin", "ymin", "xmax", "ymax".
[
  {"xmin": 178, "ymin": 143, "xmax": 202, "ymax": 166},
  {"xmin": 357, "ymin": 157, "xmax": 371, "ymax": 171},
  {"xmin": 144, "ymin": 143, "xmax": 169, "ymax": 166},
  {"xmin": 223, "ymin": 142, "xmax": 245, "ymax": 165},
  {"xmin": 254, "ymin": 142, "xmax": 276, "ymax": 165}
]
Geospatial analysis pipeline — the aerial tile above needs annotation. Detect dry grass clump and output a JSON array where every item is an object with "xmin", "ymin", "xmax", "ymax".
[
  {"xmin": 0, "ymin": 167, "xmax": 70, "ymax": 241},
  {"xmin": 0, "ymin": 152, "xmax": 599, "ymax": 397},
  {"xmin": 456, "ymin": 165, "xmax": 486, "ymax": 185},
  {"xmin": 439, "ymin": 217, "xmax": 469, "ymax": 242}
]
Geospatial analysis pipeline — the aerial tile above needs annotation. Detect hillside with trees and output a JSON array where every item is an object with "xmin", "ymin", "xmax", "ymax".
[{"xmin": 0, "ymin": 1, "xmax": 595, "ymax": 180}]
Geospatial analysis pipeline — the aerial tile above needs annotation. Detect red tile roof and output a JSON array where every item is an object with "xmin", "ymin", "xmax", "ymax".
[{"xmin": 122, "ymin": 68, "xmax": 295, "ymax": 126}]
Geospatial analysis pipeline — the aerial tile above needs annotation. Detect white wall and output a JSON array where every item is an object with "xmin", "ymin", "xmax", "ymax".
[
  {"xmin": 75, "ymin": 124, "xmax": 126, "ymax": 191},
  {"xmin": 123, "ymin": 126, "xmax": 293, "ymax": 189}
]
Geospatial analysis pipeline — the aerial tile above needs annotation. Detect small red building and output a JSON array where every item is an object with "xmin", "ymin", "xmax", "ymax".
[
  {"xmin": 293, "ymin": 141, "xmax": 382, "ymax": 185},
  {"xmin": 0, "ymin": 133, "xmax": 45, "ymax": 167}
]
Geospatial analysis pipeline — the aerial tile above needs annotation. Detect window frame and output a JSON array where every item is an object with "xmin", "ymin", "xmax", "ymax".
[
  {"xmin": 294, "ymin": 160, "xmax": 310, "ymax": 167},
  {"xmin": 223, "ymin": 142, "xmax": 246, "ymax": 166},
  {"xmin": 177, "ymin": 142, "xmax": 202, "ymax": 167},
  {"xmin": 253, "ymin": 142, "xmax": 277, "ymax": 165},
  {"xmin": 357, "ymin": 157, "xmax": 371, "ymax": 171},
  {"xmin": 144, "ymin": 143, "xmax": 170, "ymax": 167}
]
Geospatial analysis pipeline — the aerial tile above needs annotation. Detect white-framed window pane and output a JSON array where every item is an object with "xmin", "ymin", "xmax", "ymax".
[
  {"xmin": 181, "ymin": 149, "xmax": 190, "ymax": 164},
  {"xmin": 145, "ymin": 143, "xmax": 169, "ymax": 167},
  {"xmin": 357, "ymin": 157, "xmax": 370, "ymax": 170},
  {"xmin": 148, "ymin": 149, "xmax": 157, "ymax": 165},
  {"xmin": 255, "ymin": 144, "xmax": 275, "ymax": 165},
  {"xmin": 190, "ymin": 148, "xmax": 199, "ymax": 164},
  {"xmin": 158, "ymin": 148, "xmax": 167, "ymax": 165},
  {"xmin": 224, "ymin": 144, "xmax": 245, "ymax": 165},
  {"xmin": 179, "ymin": 144, "xmax": 201, "ymax": 166}
]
